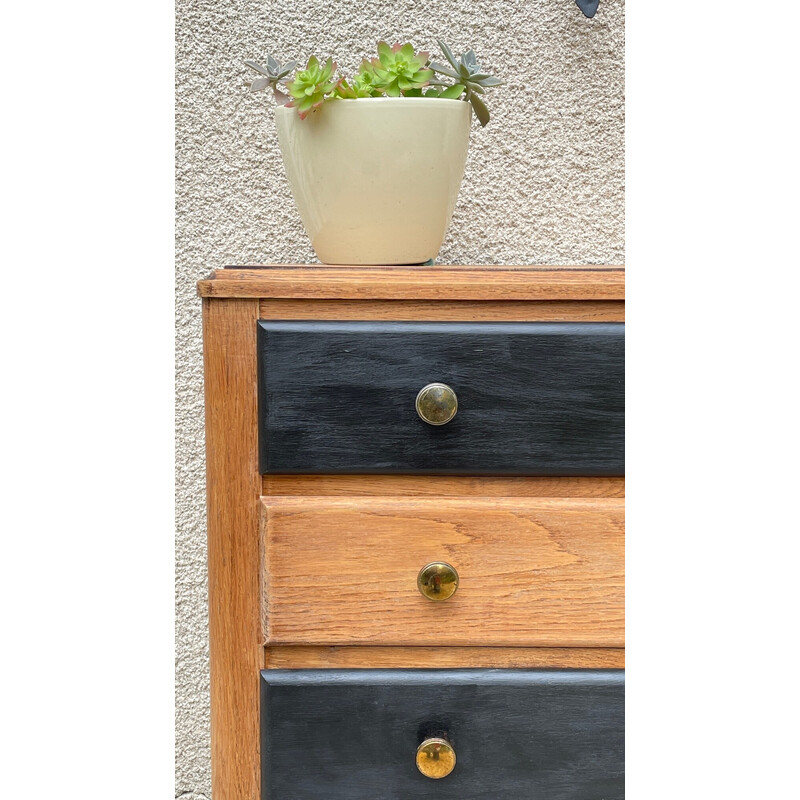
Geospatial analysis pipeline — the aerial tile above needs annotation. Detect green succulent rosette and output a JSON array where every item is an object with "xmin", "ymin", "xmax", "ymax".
[
  {"xmin": 369, "ymin": 42, "xmax": 434, "ymax": 97},
  {"xmin": 334, "ymin": 60, "xmax": 383, "ymax": 98},
  {"xmin": 286, "ymin": 56, "xmax": 337, "ymax": 118}
]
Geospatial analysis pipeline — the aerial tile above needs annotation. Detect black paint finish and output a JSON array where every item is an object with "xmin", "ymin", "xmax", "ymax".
[
  {"xmin": 258, "ymin": 321, "xmax": 624, "ymax": 475},
  {"xmin": 261, "ymin": 669, "xmax": 624, "ymax": 799}
]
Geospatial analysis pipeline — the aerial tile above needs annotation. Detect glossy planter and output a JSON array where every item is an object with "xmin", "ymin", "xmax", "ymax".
[{"xmin": 275, "ymin": 98, "xmax": 471, "ymax": 265}]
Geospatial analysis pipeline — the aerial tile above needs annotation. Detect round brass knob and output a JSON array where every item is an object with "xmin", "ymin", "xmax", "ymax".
[
  {"xmin": 416, "ymin": 737, "xmax": 456, "ymax": 779},
  {"xmin": 417, "ymin": 562, "xmax": 459, "ymax": 601},
  {"xmin": 416, "ymin": 383, "xmax": 458, "ymax": 425}
]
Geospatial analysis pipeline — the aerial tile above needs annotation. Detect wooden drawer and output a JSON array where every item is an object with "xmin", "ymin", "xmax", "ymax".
[
  {"xmin": 260, "ymin": 668, "xmax": 625, "ymax": 799},
  {"xmin": 257, "ymin": 320, "xmax": 624, "ymax": 475},
  {"xmin": 261, "ymin": 496, "xmax": 624, "ymax": 647}
]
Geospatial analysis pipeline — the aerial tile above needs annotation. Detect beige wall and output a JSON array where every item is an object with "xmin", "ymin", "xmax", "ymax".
[{"xmin": 175, "ymin": 1, "xmax": 624, "ymax": 795}]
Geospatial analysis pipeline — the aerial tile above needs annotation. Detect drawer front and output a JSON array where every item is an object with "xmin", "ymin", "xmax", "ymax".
[
  {"xmin": 262, "ymin": 496, "xmax": 624, "ymax": 647},
  {"xmin": 258, "ymin": 321, "xmax": 624, "ymax": 475},
  {"xmin": 261, "ymin": 669, "xmax": 625, "ymax": 799}
]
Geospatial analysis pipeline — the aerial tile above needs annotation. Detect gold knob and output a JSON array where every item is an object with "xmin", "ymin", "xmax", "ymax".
[
  {"xmin": 416, "ymin": 383, "xmax": 458, "ymax": 425},
  {"xmin": 417, "ymin": 562, "xmax": 459, "ymax": 601},
  {"xmin": 416, "ymin": 737, "xmax": 456, "ymax": 779}
]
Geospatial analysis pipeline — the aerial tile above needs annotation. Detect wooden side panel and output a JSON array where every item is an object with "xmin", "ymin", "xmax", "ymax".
[
  {"xmin": 258, "ymin": 321, "xmax": 625, "ymax": 476},
  {"xmin": 262, "ymin": 496, "xmax": 624, "ymax": 647},
  {"xmin": 264, "ymin": 646, "xmax": 626, "ymax": 670},
  {"xmin": 203, "ymin": 298, "xmax": 262, "ymax": 800},
  {"xmin": 261, "ymin": 669, "xmax": 625, "ymax": 799}
]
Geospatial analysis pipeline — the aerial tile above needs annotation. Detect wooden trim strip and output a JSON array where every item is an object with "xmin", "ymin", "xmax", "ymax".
[
  {"xmin": 198, "ymin": 265, "xmax": 625, "ymax": 300},
  {"xmin": 258, "ymin": 298, "xmax": 624, "ymax": 322},
  {"xmin": 264, "ymin": 646, "xmax": 625, "ymax": 670},
  {"xmin": 262, "ymin": 475, "xmax": 625, "ymax": 498}
]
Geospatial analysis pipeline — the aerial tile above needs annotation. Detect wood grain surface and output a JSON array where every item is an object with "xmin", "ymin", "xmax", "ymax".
[
  {"xmin": 262, "ymin": 474, "xmax": 625, "ymax": 497},
  {"xmin": 264, "ymin": 646, "xmax": 625, "ymax": 669},
  {"xmin": 203, "ymin": 298, "xmax": 262, "ymax": 800},
  {"xmin": 261, "ymin": 669, "xmax": 625, "ymax": 799},
  {"xmin": 258, "ymin": 320, "xmax": 625, "ymax": 475},
  {"xmin": 261, "ymin": 496, "xmax": 624, "ymax": 647},
  {"xmin": 259, "ymin": 298, "xmax": 625, "ymax": 322},
  {"xmin": 198, "ymin": 265, "xmax": 625, "ymax": 300}
]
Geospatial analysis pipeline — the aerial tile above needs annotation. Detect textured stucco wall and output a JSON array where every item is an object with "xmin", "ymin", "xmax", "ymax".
[{"xmin": 175, "ymin": 1, "xmax": 623, "ymax": 795}]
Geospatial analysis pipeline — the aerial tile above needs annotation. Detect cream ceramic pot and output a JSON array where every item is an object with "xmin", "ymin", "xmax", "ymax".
[{"xmin": 274, "ymin": 98, "xmax": 471, "ymax": 265}]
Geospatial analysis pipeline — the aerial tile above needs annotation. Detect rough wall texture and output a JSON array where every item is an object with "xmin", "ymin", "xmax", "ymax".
[{"xmin": 175, "ymin": 0, "xmax": 624, "ymax": 795}]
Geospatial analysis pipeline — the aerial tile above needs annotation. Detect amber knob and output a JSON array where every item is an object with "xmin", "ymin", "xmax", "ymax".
[
  {"xmin": 416, "ymin": 383, "xmax": 458, "ymax": 425},
  {"xmin": 417, "ymin": 562, "xmax": 459, "ymax": 601},
  {"xmin": 416, "ymin": 737, "xmax": 456, "ymax": 779}
]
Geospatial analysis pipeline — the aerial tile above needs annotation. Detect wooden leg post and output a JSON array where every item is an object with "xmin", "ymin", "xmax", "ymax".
[{"xmin": 203, "ymin": 298, "xmax": 262, "ymax": 799}]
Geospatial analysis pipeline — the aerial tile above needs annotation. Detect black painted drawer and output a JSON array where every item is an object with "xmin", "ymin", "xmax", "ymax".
[
  {"xmin": 257, "ymin": 321, "xmax": 624, "ymax": 475},
  {"xmin": 261, "ymin": 669, "xmax": 624, "ymax": 799}
]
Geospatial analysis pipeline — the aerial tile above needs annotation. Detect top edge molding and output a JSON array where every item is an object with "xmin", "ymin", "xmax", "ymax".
[{"xmin": 197, "ymin": 265, "xmax": 625, "ymax": 301}]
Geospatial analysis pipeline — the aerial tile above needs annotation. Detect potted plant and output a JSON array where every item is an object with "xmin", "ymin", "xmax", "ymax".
[{"xmin": 246, "ymin": 41, "xmax": 502, "ymax": 265}]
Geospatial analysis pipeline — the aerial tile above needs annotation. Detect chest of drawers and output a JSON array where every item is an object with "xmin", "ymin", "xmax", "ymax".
[{"xmin": 199, "ymin": 264, "xmax": 625, "ymax": 800}]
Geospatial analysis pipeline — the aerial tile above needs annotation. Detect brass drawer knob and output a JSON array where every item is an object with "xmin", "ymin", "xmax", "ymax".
[
  {"xmin": 416, "ymin": 737, "xmax": 456, "ymax": 779},
  {"xmin": 416, "ymin": 382, "xmax": 458, "ymax": 425},
  {"xmin": 417, "ymin": 562, "xmax": 459, "ymax": 601}
]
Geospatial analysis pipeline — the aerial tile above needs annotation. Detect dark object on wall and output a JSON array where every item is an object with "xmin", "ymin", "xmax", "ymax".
[
  {"xmin": 257, "ymin": 320, "xmax": 625, "ymax": 476},
  {"xmin": 261, "ymin": 668, "xmax": 625, "ymax": 799},
  {"xmin": 576, "ymin": 0, "xmax": 600, "ymax": 18}
]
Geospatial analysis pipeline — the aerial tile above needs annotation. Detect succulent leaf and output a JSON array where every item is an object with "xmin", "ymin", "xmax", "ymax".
[
  {"xmin": 245, "ymin": 60, "xmax": 271, "ymax": 77},
  {"xmin": 428, "ymin": 62, "xmax": 459, "ymax": 79},
  {"xmin": 438, "ymin": 83, "xmax": 465, "ymax": 99},
  {"xmin": 399, "ymin": 42, "xmax": 415, "ymax": 60},
  {"xmin": 469, "ymin": 91, "xmax": 490, "ymax": 127},
  {"xmin": 377, "ymin": 42, "xmax": 394, "ymax": 69},
  {"xmin": 438, "ymin": 40, "xmax": 460, "ymax": 72},
  {"xmin": 249, "ymin": 77, "xmax": 271, "ymax": 92},
  {"xmin": 277, "ymin": 61, "xmax": 297, "ymax": 79}
]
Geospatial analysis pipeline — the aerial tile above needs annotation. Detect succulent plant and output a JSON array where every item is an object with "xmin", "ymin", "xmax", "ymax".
[
  {"xmin": 430, "ymin": 41, "xmax": 503, "ymax": 127},
  {"xmin": 369, "ymin": 42, "xmax": 434, "ymax": 97},
  {"xmin": 244, "ymin": 41, "xmax": 503, "ymax": 125},
  {"xmin": 286, "ymin": 56, "xmax": 337, "ymax": 119},
  {"xmin": 245, "ymin": 55, "xmax": 298, "ymax": 104},
  {"xmin": 334, "ymin": 60, "xmax": 382, "ymax": 99}
]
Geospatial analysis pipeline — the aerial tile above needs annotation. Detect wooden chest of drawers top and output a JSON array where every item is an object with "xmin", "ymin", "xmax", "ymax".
[{"xmin": 197, "ymin": 264, "xmax": 625, "ymax": 302}]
